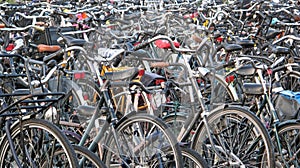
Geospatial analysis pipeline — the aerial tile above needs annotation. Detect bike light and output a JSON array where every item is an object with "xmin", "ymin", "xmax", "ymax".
[
  {"xmin": 154, "ymin": 40, "xmax": 180, "ymax": 49},
  {"xmin": 83, "ymin": 94, "xmax": 89, "ymax": 101},
  {"xmin": 138, "ymin": 69, "xmax": 145, "ymax": 76},
  {"xmin": 197, "ymin": 79, "xmax": 203, "ymax": 84},
  {"xmin": 225, "ymin": 75, "xmax": 235, "ymax": 83},
  {"xmin": 6, "ymin": 43, "xmax": 14, "ymax": 51},
  {"xmin": 216, "ymin": 36, "xmax": 223, "ymax": 43},
  {"xmin": 133, "ymin": 42, "xmax": 141, "ymax": 46},
  {"xmin": 74, "ymin": 72, "xmax": 85, "ymax": 79},
  {"xmin": 267, "ymin": 69, "xmax": 272, "ymax": 75},
  {"xmin": 183, "ymin": 12, "xmax": 199, "ymax": 19},
  {"xmin": 155, "ymin": 79, "xmax": 165, "ymax": 85}
]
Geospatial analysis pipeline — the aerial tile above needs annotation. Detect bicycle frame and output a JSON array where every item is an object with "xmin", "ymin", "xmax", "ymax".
[
  {"xmin": 0, "ymin": 88, "xmax": 65, "ymax": 166},
  {"xmin": 77, "ymin": 80, "xmax": 167, "ymax": 166},
  {"xmin": 251, "ymin": 66, "xmax": 299, "ymax": 166},
  {"xmin": 223, "ymin": 55, "xmax": 300, "ymax": 166},
  {"xmin": 131, "ymin": 35, "xmax": 258, "ymax": 163}
]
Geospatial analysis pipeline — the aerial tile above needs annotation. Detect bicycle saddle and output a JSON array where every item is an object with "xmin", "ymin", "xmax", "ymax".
[
  {"xmin": 76, "ymin": 105, "xmax": 95, "ymax": 118},
  {"xmin": 37, "ymin": 44, "xmax": 61, "ymax": 53},
  {"xmin": 271, "ymin": 46, "xmax": 290, "ymax": 55},
  {"xmin": 222, "ymin": 43, "xmax": 243, "ymax": 52},
  {"xmin": 59, "ymin": 36, "xmax": 86, "ymax": 47},
  {"xmin": 104, "ymin": 67, "xmax": 139, "ymax": 81},
  {"xmin": 154, "ymin": 39, "xmax": 180, "ymax": 49},
  {"xmin": 235, "ymin": 64, "xmax": 256, "ymax": 76},
  {"xmin": 129, "ymin": 49, "xmax": 149, "ymax": 58},
  {"xmin": 243, "ymin": 83, "xmax": 270, "ymax": 95},
  {"xmin": 266, "ymin": 28, "xmax": 282, "ymax": 40},
  {"xmin": 235, "ymin": 37, "xmax": 254, "ymax": 48}
]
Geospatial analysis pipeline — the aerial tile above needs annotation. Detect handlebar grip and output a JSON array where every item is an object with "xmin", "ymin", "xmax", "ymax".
[
  {"xmin": 133, "ymin": 40, "xmax": 150, "ymax": 51},
  {"xmin": 33, "ymin": 25, "xmax": 45, "ymax": 31},
  {"xmin": 109, "ymin": 81, "xmax": 152, "ymax": 94},
  {"xmin": 112, "ymin": 56, "xmax": 122, "ymax": 67},
  {"xmin": 150, "ymin": 62, "xmax": 170, "ymax": 68}
]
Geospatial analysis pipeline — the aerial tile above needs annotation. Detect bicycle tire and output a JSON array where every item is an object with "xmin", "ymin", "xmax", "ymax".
[
  {"xmin": 275, "ymin": 70, "xmax": 300, "ymax": 92},
  {"xmin": 271, "ymin": 121, "xmax": 300, "ymax": 167},
  {"xmin": 74, "ymin": 145, "xmax": 107, "ymax": 168},
  {"xmin": 0, "ymin": 118, "xmax": 79, "ymax": 167},
  {"xmin": 191, "ymin": 106, "xmax": 275, "ymax": 168},
  {"xmin": 102, "ymin": 112, "xmax": 184, "ymax": 167},
  {"xmin": 150, "ymin": 146, "xmax": 208, "ymax": 168},
  {"xmin": 54, "ymin": 145, "xmax": 107, "ymax": 168},
  {"xmin": 181, "ymin": 147, "xmax": 208, "ymax": 168}
]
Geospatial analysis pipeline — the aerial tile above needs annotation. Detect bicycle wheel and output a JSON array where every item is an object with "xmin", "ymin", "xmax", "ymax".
[
  {"xmin": 49, "ymin": 77, "xmax": 85, "ymax": 108},
  {"xmin": 49, "ymin": 77, "xmax": 85, "ymax": 122},
  {"xmin": 275, "ymin": 70, "xmax": 300, "ymax": 92},
  {"xmin": 163, "ymin": 114, "xmax": 189, "ymax": 138},
  {"xmin": 54, "ymin": 145, "xmax": 106, "ymax": 168},
  {"xmin": 203, "ymin": 72, "xmax": 239, "ymax": 107},
  {"xmin": 0, "ymin": 118, "xmax": 79, "ymax": 167},
  {"xmin": 150, "ymin": 146, "xmax": 208, "ymax": 168},
  {"xmin": 75, "ymin": 145, "xmax": 107, "ymax": 168},
  {"xmin": 102, "ymin": 112, "xmax": 183, "ymax": 167},
  {"xmin": 191, "ymin": 106, "xmax": 275, "ymax": 168},
  {"xmin": 74, "ymin": 78, "xmax": 101, "ymax": 107},
  {"xmin": 271, "ymin": 121, "xmax": 300, "ymax": 167},
  {"xmin": 183, "ymin": 72, "xmax": 238, "ymax": 111}
]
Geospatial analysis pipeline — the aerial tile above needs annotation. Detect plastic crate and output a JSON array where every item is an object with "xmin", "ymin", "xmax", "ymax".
[
  {"xmin": 45, "ymin": 26, "xmax": 77, "ymax": 46},
  {"xmin": 33, "ymin": 26, "xmax": 77, "ymax": 46}
]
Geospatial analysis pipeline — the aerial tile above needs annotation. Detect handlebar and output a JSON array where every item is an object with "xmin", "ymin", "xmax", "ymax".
[
  {"xmin": 272, "ymin": 63, "xmax": 300, "ymax": 73},
  {"xmin": 109, "ymin": 81, "xmax": 152, "ymax": 94},
  {"xmin": 14, "ymin": 11, "xmax": 50, "ymax": 19},
  {"xmin": 133, "ymin": 35, "xmax": 196, "ymax": 53},
  {"xmin": 0, "ymin": 24, "xmax": 45, "ymax": 32},
  {"xmin": 232, "ymin": 1, "xmax": 263, "ymax": 13},
  {"xmin": 272, "ymin": 35, "xmax": 300, "ymax": 45}
]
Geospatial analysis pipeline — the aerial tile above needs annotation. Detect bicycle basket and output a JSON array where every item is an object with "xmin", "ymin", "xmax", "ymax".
[{"xmin": 274, "ymin": 90, "xmax": 300, "ymax": 121}]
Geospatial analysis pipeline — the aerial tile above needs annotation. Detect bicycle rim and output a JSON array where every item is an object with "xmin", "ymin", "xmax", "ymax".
[
  {"xmin": 272, "ymin": 122, "xmax": 300, "ymax": 167},
  {"xmin": 181, "ymin": 147, "xmax": 208, "ymax": 168},
  {"xmin": 192, "ymin": 106, "xmax": 275, "ymax": 168},
  {"xmin": 102, "ymin": 113, "xmax": 183, "ymax": 167},
  {"xmin": 0, "ymin": 118, "xmax": 79, "ymax": 167}
]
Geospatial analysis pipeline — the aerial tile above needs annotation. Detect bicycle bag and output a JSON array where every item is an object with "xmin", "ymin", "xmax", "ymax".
[
  {"xmin": 274, "ymin": 90, "xmax": 300, "ymax": 121},
  {"xmin": 140, "ymin": 71, "xmax": 166, "ymax": 87}
]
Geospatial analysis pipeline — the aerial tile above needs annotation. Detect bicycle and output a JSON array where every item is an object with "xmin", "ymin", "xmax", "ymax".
[
  {"xmin": 71, "ymin": 65, "xmax": 184, "ymax": 167},
  {"xmin": 0, "ymin": 53, "xmax": 79, "ymax": 167},
  {"xmin": 222, "ymin": 56, "xmax": 300, "ymax": 167},
  {"xmin": 131, "ymin": 34, "xmax": 275, "ymax": 167}
]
